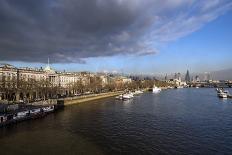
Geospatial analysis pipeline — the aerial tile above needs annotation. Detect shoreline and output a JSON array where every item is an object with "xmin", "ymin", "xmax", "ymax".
[{"xmin": 0, "ymin": 92, "xmax": 122, "ymax": 127}]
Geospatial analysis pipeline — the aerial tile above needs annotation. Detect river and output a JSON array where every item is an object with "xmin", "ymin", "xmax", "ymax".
[{"xmin": 1, "ymin": 88, "xmax": 232, "ymax": 154}]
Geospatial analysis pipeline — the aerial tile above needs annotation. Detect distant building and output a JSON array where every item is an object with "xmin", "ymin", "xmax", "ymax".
[
  {"xmin": 195, "ymin": 75, "xmax": 200, "ymax": 82},
  {"xmin": 178, "ymin": 73, "xmax": 181, "ymax": 81},
  {"xmin": 204, "ymin": 72, "xmax": 211, "ymax": 82},
  {"xmin": 164, "ymin": 74, "xmax": 168, "ymax": 81},
  {"xmin": 174, "ymin": 73, "xmax": 181, "ymax": 81},
  {"xmin": 185, "ymin": 70, "xmax": 190, "ymax": 83},
  {"xmin": 166, "ymin": 72, "xmax": 187, "ymax": 86}
]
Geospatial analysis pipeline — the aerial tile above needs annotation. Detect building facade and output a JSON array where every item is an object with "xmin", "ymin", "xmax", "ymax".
[{"xmin": 0, "ymin": 63, "xmax": 84, "ymax": 102}]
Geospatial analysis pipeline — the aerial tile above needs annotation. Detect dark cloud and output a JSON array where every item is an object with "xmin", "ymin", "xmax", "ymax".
[{"xmin": 0, "ymin": 0, "xmax": 231, "ymax": 63}]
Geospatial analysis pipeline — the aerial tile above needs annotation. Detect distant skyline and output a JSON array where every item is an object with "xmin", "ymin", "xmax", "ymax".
[{"xmin": 0, "ymin": 0, "xmax": 232, "ymax": 74}]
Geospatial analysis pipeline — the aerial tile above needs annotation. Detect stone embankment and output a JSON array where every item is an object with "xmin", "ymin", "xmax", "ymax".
[{"xmin": 62, "ymin": 91, "xmax": 123, "ymax": 105}]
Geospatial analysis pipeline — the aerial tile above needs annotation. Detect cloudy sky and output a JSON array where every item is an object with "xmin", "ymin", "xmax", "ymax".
[{"xmin": 0, "ymin": 0, "xmax": 232, "ymax": 74}]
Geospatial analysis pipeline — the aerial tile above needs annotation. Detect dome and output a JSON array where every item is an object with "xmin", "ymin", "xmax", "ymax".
[
  {"xmin": 44, "ymin": 65, "xmax": 51, "ymax": 71},
  {"xmin": 44, "ymin": 58, "xmax": 55, "ymax": 74},
  {"xmin": 44, "ymin": 65, "xmax": 55, "ymax": 74}
]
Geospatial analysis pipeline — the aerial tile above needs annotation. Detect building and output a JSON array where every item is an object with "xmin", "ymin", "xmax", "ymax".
[
  {"xmin": 0, "ymin": 62, "xmax": 84, "ymax": 101},
  {"xmin": 195, "ymin": 75, "xmax": 200, "ymax": 82},
  {"xmin": 185, "ymin": 70, "xmax": 190, "ymax": 83},
  {"xmin": 0, "ymin": 64, "xmax": 47, "ymax": 101},
  {"xmin": 166, "ymin": 72, "xmax": 187, "ymax": 86}
]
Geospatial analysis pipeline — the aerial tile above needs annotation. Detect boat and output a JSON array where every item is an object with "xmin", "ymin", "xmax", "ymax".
[
  {"xmin": 13, "ymin": 110, "xmax": 30, "ymax": 120},
  {"xmin": 196, "ymin": 87, "xmax": 199, "ymax": 89},
  {"xmin": 133, "ymin": 90, "xmax": 143, "ymax": 95},
  {"xmin": 42, "ymin": 106, "xmax": 54, "ymax": 113},
  {"xmin": 30, "ymin": 108, "xmax": 41, "ymax": 115},
  {"xmin": 116, "ymin": 93, "xmax": 133, "ymax": 100},
  {"xmin": 123, "ymin": 93, "xmax": 134, "ymax": 99},
  {"xmin": 153, "ymin": 85, "xmax": 161, "ymax": 93},
  {"xmin": 218, "ymin": 92, "xmax": 227, "ymax": 98},
  {"xmin": 115, "ymin": 94, "xmax": 123, "ymax": 100}
]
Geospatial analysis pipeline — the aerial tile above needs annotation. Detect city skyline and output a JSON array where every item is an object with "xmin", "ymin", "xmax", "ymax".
[{"xmin": 0, "ymin": 0, "xmax": 232, "ymax": 74}]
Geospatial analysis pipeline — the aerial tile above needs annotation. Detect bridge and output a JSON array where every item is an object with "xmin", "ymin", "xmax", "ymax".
[{"xmin": 189, "ymin": 82, "xmax": 232, "ymax": 88}]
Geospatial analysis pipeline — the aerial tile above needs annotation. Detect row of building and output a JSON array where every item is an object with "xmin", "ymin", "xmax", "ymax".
[
  {"xmin": 0, "ymin": 63, "xmax": 132, "ymax": 102},
  {"xmin": 163, "ymin": 70, "xmax": 230, "ymax": 87}
]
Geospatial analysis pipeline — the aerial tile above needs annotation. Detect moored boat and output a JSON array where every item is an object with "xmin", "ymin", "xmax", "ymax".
[
  {"xmin": 153, "ymin": 85, "xmax": 161, "ymax": 93},
  {"xmin": 218, "ymin": 92, "xmax": 227, "ymax": 98},
  {"xmin": 30, "ymin": 108, "xmax": 41, "ymax": 115},
  {"xmin": 116, "ymin": 93, "xmax": 134, "ymax": 100},
  {"xmin": 133, "ymin": 90, "xmax": 143, "ymax": 95},
  {"xmin": 122, "ymin": 93, "xmax": 133, "ymax": 99},
  {"xmin": 42, "ymin": 105, "xmax": 55, "ymax": 113}
]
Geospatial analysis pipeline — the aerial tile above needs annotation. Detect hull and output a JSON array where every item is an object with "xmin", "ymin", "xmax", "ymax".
[{"xmin": 153, "ymin": 88, "xmax": 161, "ymax": 93}]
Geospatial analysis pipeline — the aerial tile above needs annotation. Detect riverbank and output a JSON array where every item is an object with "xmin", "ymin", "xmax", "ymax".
[
  {"xmin": 0, "ymin": 91, "xmax": 125, "ymax": 127},
  {"xmin": 62, "ymin": 91, "xmax": 123, "ymax": 105},
  {"xmin": 0, "ymin": 104, "xmax": 63, "ymax": 128}
]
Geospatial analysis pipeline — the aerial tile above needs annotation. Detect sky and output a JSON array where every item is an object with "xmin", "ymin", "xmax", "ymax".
[{"xmin": 0, "ymin": 0, "xmax": 232, "ymax": 75}]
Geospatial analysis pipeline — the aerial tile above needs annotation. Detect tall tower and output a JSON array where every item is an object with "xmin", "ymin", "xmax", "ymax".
[
  {"xmin": 185, "ymin": 70, "xmax": 190, "ymax": 82},
  {"xmin": 177, "ymin": 73, "xmax": 181, "ymax": 81},
  {"xmin": 164, "ymin": 74, "xmax": 168, "ymax": 81}
]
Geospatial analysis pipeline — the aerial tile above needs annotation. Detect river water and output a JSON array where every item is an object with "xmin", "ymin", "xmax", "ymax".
[{"xmin": 1, "ymin": 88, "xmax": 232, "ymax": 155}]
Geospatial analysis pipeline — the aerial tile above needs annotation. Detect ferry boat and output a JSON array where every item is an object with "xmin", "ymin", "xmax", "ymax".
[{"xmin": 153, "ymin": 85, "xmax": 161, "ymax": 93}]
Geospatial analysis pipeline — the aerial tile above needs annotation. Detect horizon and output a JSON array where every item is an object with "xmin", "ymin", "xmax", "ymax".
[
  {"xmin": 0, "ymin": 0, "xmax": 232, "ymax": 75},
  {"xmin": 1, "ymin": 61, "xmax": 232, "ymax": 81}
]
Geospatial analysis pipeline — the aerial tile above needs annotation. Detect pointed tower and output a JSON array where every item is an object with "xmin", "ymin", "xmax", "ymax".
[{"xmin": 185, "ymin": 70, "xmax": 190, "ymax": 82}]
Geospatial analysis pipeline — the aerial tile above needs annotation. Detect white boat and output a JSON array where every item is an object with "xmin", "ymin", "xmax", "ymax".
[
  {"xmin": 42, "ymin": 106, "xmax": 54, "ymax": 113},
  {"xmin": 196, "ymin": 87, "xmax": 199, "ymax": 89},
  {"xmin": 217, "ymin": 89, "xmax": 229, "ymax": 94},
  {"xmin": 116, "ymin": 93, "xmax": 133, "ymax": 100},
  {"xmin": 14, "ymin": 110, "xmax": 30, "ymax": 119},
  {"xmin": 153, "ymin": 85, "xmax": 161, "ymax": 93},
  {"xmin": 218, "ymin": 92, "xmax": 227, "ymax": 98},
  {"xmin": 123, "ymin": 93, "xmax": 134, "ymax": 99},
  {"xmin": 133, "ymin": 90, "xmax": 143, "ymax": 95},
  {"xmin": 115, "ymin": 94, "xmax": 123, "ymax": 100}
]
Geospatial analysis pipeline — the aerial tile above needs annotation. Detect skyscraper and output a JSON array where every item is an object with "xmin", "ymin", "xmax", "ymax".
[{"xmin": 185, "ymin": 70, "xmax": 190, "ymax": 82}]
